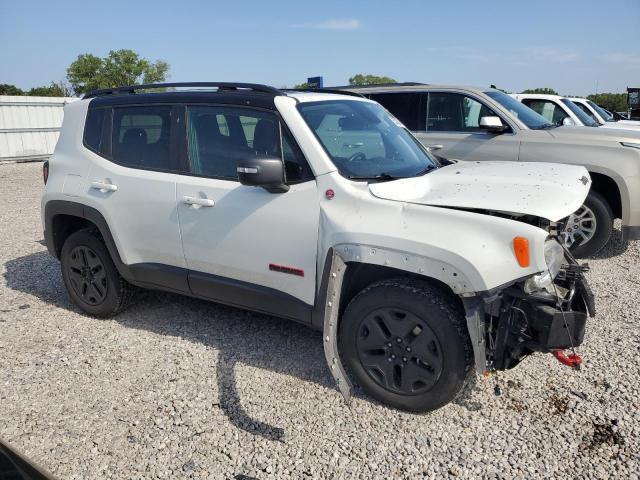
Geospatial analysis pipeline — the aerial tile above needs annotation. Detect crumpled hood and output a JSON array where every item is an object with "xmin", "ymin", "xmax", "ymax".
[{"xmin": 369, "ymin": 161, "xmax": 590, "ymax": 222}]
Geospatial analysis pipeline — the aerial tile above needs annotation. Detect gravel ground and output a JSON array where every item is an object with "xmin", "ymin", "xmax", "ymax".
[{"xmin": 1, "ymin": 161, "xmax": 639, "ymax": 480}]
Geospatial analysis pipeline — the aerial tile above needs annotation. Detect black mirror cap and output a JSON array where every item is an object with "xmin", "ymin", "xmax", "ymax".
[{"xmin": 237, "ymin": 156, "xmax": 289, "ymax": 193}]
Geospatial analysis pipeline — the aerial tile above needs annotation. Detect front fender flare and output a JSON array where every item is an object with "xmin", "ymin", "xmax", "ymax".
[{"xmin": 320, "ymin": 243, "xmax": 483, "ymax": 403}]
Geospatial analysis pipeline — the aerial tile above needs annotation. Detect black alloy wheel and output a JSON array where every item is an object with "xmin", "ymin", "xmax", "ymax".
[
  {"xmin": 356, "ymin": 307, "xmax": 444, "ymax": 395},
  {"xmin": 66, "ymin": 245, "xmax": 108, "ymax": 305}
]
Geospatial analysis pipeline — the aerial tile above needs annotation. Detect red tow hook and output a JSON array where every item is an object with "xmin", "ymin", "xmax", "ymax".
[{"xmin": 552, "ymin": 349, "xmax": 582, "ymax": 370}]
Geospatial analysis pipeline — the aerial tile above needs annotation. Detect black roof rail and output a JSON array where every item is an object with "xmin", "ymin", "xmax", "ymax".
[
  {"xmin": 83, "ymin": 82, "xmax": 283, "ymax": 99},
  {"xmin": 284, "ymin": 88, "xmax": 366, "ymax": 98}
]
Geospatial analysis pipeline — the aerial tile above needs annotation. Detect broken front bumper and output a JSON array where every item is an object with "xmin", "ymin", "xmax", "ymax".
[{"xmin": 466, "ymin": 256, "xmax": 595, "ymax": 372}]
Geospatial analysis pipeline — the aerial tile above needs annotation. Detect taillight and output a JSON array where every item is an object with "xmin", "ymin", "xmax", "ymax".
[{"xmin": 43, "ymin": 160, "xmax": 49, "ymax": 185}]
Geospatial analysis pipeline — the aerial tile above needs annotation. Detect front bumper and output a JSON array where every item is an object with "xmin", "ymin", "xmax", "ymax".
[{"xmin": 484, "ymin": 258, "xmax": 594, "ymax": 371}]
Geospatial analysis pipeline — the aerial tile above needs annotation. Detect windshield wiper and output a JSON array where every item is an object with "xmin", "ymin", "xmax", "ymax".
[
  {"xmin": 347, "ymin": 172, "xmax": 400, "ymax": 181},
  {"xmin": 347, "ymin": 166, "xmax": 438, "ymax": 182}
]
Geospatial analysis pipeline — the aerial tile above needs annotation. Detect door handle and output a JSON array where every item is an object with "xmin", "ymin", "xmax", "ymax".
[
  {"xmin": 91, "ymin": 181, "xmax": 118, "ymax": 192},
  {"xmin": 426, "ymin": 144, "xmax": 444, "ymax": 151},
  {"xmin": 343, "ymin": 142, "xmax": 364, "ymax": 149},
  {"xmin": 181, "ymin": 195, "xmax": 215, "ymax": 207}
]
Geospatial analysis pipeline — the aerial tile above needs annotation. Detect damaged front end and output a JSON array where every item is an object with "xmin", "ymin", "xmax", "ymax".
[{"xmin": 466, "ymin": 239, "xmax": 596, "ymax": 373}]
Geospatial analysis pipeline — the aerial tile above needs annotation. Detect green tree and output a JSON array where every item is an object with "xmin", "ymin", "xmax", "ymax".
[
  {"xmin": 348, "ymin": 74, "xmax": 397, "ymax": 86},
  {"xmin": 27, "ymin": 81, "xmax": 72, "ymax": 97},
  {"xmin": 521, "ymin": 87, "xmax": 558, "ymax": 95},
  {"xmin": 0, "ymin": 84, "xmax": 25, "ymax": 95},
  {"xmin": 587, "ymin": 93, "xmax": 628, "ymax": 113},
  {"xmin": 293, "ymin": 82, "xmax": 312, "ymax": 89},
  {"xmin": 67, "ymin": 49, "xmax": 170, "ymax": 95}
]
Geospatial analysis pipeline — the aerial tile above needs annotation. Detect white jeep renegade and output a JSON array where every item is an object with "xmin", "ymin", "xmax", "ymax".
[{"xmin": 41, "ymin": 82, "xmax": 595, "ymax": 412}]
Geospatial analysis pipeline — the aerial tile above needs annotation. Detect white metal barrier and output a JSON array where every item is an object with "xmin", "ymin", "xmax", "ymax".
[{"xmin": 0, "ymin": 95, "xmax": 78, "ymax": 162}]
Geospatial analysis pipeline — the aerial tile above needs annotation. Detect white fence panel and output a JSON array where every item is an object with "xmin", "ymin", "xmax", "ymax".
[{"xmin": 0, "ymin": 95, "xmax": 78, "ymax": 162}]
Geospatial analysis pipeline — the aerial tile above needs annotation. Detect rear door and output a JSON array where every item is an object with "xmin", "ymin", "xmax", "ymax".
[
  {"xmin": 82, "ymin": 104, "xmax": 188, "ymax": 287},
  {"xmin": 413, "ymin": 91, "xmax": 521, "ymax": 162},
  {"xmin": 175, "ymin": 104, "xmax": 320, "ymax": 316}
]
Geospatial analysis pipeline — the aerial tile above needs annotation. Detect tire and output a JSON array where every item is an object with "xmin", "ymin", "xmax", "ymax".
[
  {"xmin": 565, "ymin": 191, "xmax": 613, "ymax": 258},
  {"xmin": 60, "ymin": 228, "xmax": 133, "ymax": 317},
  {"xmin": 339, "ymin": 278, "xmax": 472, "ymax": 412}
]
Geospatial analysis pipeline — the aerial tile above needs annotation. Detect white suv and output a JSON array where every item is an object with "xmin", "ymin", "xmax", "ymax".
[
  {"xmin": 42, "ymin": 82, "xmax": 594, "ymax": 412},
  {"xmin": 512, "ymin": 93, "xmax": 640, "ymax": 133}
]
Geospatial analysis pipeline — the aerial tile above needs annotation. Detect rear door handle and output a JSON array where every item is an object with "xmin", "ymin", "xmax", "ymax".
[
  {"xmin": 181, "ymin": 195, "xmax": 215, "ymax": 207},
  {"xmin": 91, "ymin": 181, "xmax": 118, "ymax": 192}
]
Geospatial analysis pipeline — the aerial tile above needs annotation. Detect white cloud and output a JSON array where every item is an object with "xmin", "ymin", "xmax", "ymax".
[
  {"xmin": 520, "ymin": 47, "xmax": 581, "ymax": 63},
  {"xmin": 602, "ymin": 52, "xmax": 640, "ymax": 64},
  {"xmin": 292, "ymin": 19, "xmax": 361, "ymax": 31},
  {"xmin": 425, "ymin": 46, "xmax": 580, "ymax": 64}
]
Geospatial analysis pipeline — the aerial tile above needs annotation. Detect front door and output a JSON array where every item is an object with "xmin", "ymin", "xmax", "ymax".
[
  {"xmin": 413, "ymin": 92, "xmax": 521, "ymax": 162},
  {"xmin": 175, "ymin": 104, "xmax": 320, "ymax": 317}
]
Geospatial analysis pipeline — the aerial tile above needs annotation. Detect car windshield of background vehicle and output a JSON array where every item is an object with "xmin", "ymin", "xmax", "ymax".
[
  {"xmin": 297, "ymin": 100, "xmax": 438, "ymax": 180},
  {"xmin": 485, "ymin": 91, "xmax": 553, "ymax": 129},
  {"xmin": 561, "ymin": 99, "xmax": 599, "ymax": 126},
  {"xmin": 587, "ymin": 100, "xmax": 613, "ymax": 121}
]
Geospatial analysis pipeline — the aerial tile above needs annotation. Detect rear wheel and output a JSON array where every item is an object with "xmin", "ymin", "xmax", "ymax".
[
  {"xmin": 562, "ymin": 191, "xmax": 613, "ymax": 257},
  {"xmin": 60, "ymin": 229, "xmax": 133, "ymax": 317},
  {"xmin": 339, "ymin": 278, "xmax": 472, "ymax": 412}
]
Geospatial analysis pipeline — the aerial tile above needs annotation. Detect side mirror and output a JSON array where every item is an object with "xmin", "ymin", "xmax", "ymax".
[
  {"xmin": 237, "ymin": 156, "xmax": 289, "ymax": 193},
  {"xmin": 479, "ymin": 116, "xmax": 509, "ymax": 134},
  {"xmin": 561, "ymin": 117, "xmax": 575, "ymax": 126}
]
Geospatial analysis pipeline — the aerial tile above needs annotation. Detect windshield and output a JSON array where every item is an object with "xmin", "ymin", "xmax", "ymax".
[
  {"xmin": 485, "ymin": 91, "xmax": 553, "ymax": 129},
  {"xmin": 561, "ymin": 99, "xmax": 599, "ymax": 126},
  {"xmin": 297, "ymin": 100, "xmax": 438, "ymax": 179},
  {"xmin": 587, "ymin": 100, "xmax": 613, "ymax": 121}
]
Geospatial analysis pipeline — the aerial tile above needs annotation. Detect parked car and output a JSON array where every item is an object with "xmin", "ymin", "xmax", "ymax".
[
  {"xmin": 344, "ymin": 84, "xmax": 640, "ymax": 257},
  {"xmin": 511, "ymin": 93, "xmax": 640, "ymax": 133},
  {"xmin": 569, "ymin": 97, "xmax": 640, "ymax": 130},
  {"xmin": 42, "ymin": 82, "xmax": 593, "ymax": 412}
]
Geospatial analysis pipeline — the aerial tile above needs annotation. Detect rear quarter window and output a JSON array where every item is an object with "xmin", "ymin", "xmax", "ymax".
[{"xmin": 84, "ymin": 108, "xmax": 108, "ymax": 153}]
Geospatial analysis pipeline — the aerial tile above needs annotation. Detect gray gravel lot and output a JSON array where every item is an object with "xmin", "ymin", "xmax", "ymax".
[{"xmin": 1, "ymin": 161, "xmax": 639, "ymax": 479}]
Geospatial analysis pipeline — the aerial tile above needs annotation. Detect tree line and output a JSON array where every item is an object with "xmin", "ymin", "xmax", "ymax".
[
  {"xmin": 0, "ymin": 51, "xmax": 632, "ymax": 113},
  {"xmin": 1, "ymin": 49, "xmax": 169, "ymax": 97}
]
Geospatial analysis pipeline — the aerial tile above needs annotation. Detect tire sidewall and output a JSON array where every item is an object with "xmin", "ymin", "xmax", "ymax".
[
  {"xmin": 60, "ymin": 230, "xmax": 123, "ymax": 317},
  {"xmin": 570, "ymin": 191, "xmax": 613, "ymax": 258},
  {"xmin": 339, "ymin": 282, "xmax": 470, "ymax": 412}
]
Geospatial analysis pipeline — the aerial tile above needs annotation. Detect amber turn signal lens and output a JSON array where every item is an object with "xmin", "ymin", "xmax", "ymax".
[{"xmin": 513, "ymin": 237, "xmax": 530, "ymax": 268}]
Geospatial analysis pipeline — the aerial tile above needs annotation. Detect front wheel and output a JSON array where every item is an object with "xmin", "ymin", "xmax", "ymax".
[
  {"xmin": 561, "ymin": 191, "xmax": 613, "ymax": 258},
  {"xmin": 339, "ymin": 278, "xmax": 472, "ymax": 412}
]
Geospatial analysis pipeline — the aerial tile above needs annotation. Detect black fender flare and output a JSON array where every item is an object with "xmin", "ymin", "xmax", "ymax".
[{"xmin": 44, "ymin": 200, "xmax": 135, "ymax": 283}]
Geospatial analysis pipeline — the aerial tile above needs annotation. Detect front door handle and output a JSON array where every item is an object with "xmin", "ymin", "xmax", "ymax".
[
  {"xmin": 181, "ymin": 195, "xmax": 215, "ymax": 207},
  {"xmin": 426, "ymin": 144, "xmax": 444, "ymax": 151},
  {"xmin": 91, "ymin": 181, "xmax": 118, "ymax": 192}
]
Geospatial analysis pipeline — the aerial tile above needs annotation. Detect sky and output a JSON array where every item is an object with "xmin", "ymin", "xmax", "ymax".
[{"xmin": 1, "ymin": 0, "xmax": 639, "ymax": 96}]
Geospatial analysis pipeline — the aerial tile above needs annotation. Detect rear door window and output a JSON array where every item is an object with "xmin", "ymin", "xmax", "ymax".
[{"xmin": 112, "ymin": 106, "xmax": 173, "ymax": 170}]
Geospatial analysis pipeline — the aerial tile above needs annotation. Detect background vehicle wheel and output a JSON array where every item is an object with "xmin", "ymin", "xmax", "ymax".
[
  {"xmin": 562, "ymin": 191, "xmax": 613, "ymax": 258},
  {"xmin": 339, "ymin": 278, "xmax": 472, "ymax": 412},
  {"xmin": 60, "ymin": 229, "xmax": 133, "ymax": 317}
]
